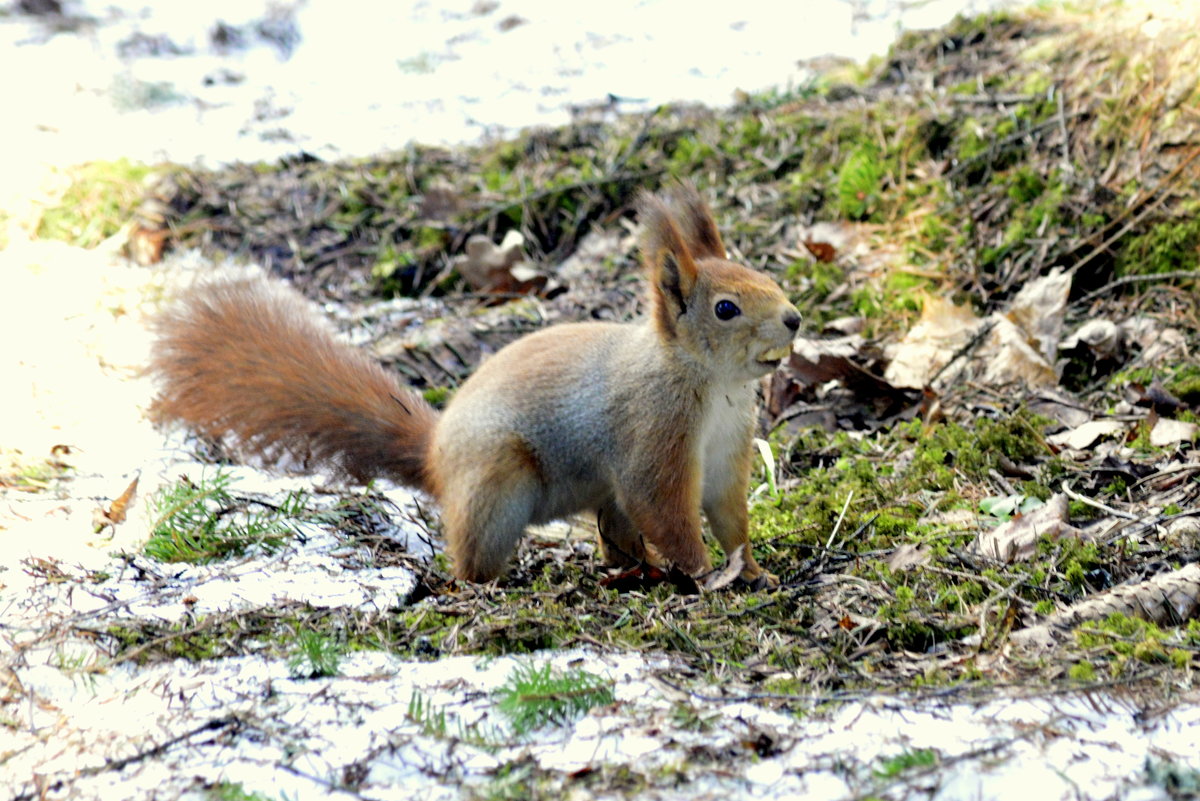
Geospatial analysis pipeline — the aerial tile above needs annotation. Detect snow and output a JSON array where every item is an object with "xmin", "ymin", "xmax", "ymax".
[{"xmin": 1, "ymin": 0, "xmax": 1015, "ymax": 174}]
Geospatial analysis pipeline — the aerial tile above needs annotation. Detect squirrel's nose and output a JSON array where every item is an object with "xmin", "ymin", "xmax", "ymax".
[{"xmin": 782, "ymin": 310, "xmax": 801, "ymax": 333}]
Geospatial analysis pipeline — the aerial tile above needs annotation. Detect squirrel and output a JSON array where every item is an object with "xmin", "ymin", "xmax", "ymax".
[{"xmin": 150, "ymin": 183, "xmax": 801, "ymax": 587}]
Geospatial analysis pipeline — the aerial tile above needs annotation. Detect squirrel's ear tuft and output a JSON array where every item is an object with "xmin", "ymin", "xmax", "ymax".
[
  {"xmin": 637, "ymin": 190, "xmax": 698, "ymax": 335},
  {"xmin": 663, "ymin": 181, "xmax": 725, "ymax": 260}
]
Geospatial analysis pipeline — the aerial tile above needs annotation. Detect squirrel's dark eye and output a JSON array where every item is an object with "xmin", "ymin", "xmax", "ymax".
[{"xmin": 714, "ymin": 299, "xmax": 741, "ymax": 321}]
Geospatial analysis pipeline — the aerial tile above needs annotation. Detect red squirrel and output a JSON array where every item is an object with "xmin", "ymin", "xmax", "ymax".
[{"xmin": 150, "ymin": 183, "xmax": 800, "ymax": 586}]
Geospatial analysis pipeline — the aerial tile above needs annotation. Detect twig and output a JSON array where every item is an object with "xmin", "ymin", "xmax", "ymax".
[
  {"xmin": 1131, "ymin": 463, "xmax": 1200, "ymax": 490},
  {"xmin": 12, "ymin": 717, "xmax": 242, "ymax": 800},
  {"xmin": 950, "ymin": 93, "xmax": 1039, "ymax": 105},
  {"xmin": 1060, "ymin": 480, "xmax": 1139, "ymax": 521},
  {"xmin": 1055, "ymin": 84, "xmax": 1072, "ymax": 173},
  {"xmin": 1099, "ymin": 507, "xmax": 1200, "ymax": 546},
  {"xmin": 826, "ymin": 491, "xmax": 854, "ymax": 549},
  {"xmin": 1074, "ymin": 269, "xmax": 1200, "ymax": 307}
]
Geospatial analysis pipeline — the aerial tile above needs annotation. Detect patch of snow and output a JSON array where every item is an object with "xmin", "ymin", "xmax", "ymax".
[{"xmin": 6, "ymin": 647, "xmax": 1199, "ymax": 800}]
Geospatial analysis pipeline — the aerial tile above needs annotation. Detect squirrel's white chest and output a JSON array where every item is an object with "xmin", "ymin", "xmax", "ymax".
[{"xmin": 698, "ymin": 382, "xmax": 755, "ymax": 499}]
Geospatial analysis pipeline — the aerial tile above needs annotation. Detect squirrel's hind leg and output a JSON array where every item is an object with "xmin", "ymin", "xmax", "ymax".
[
  {"xmin": 596, "ymin": 499, "xmax": 647, "ymax": 568},
  {"xmin": 439, "ymin": 439, "xmax": 541, "ymax": 583},
  {"xmin": 616, "ymin": 491, "xmax": 712, "ymax": 578}
]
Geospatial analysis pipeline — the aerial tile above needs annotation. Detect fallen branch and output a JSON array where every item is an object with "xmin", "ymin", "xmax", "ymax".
[{"xmin": 1011, "ymin": 562, "xmax": 1200, "ymax": 649}]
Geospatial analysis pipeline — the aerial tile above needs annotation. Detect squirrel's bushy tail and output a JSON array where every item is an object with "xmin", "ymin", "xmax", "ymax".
[{"xmin": 150, "ymin": 277, "xmax": 438, "ymax": 493}]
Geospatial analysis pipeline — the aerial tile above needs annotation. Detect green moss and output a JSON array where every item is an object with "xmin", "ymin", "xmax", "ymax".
[
  {"xmin": 1108, "ymin": 364, "xmax": 1200, "ymax": 407},
  {"xmin": 836, "ymin": 143, "xmax": 886, "ymax": 220},
  {"xmin": 1007, "ymin": 167, "xmax": 1046, "ymax": 203},
  {"xmin": 1166, "ymin": 364, "xmax": 1200, "ymax": 405},
  {"xmin": 107, "ymin": 620, "xmax": 226, "ymax": 663},
  {"xmin": 851, "ymin": 285, "xmax": 885, "ymax": 317},
  {"xmin": 1068, "ymin": 661, "xmax": 1096, "ymax": 682},
  {"xmin": 884, "ymin": 271, "xmax": 935, "ymax": 313},
  {"xmin": 422, "ymin": 386, "xmax": 453, "ymax": 408},
  {"xmin": 1116, "ymin": 207, "xmax": 1200, "ymax": 276},
  {"xmin": 35, "ymin": 159, "xmax": 157, "ymax": 247},
  {"xmin": 1074, "ymin": 612, "xmax": 1183, "ymax": 668},
  {"xmin": 1, "ymin": 451, "xmax": 70, "ymax": 492}
]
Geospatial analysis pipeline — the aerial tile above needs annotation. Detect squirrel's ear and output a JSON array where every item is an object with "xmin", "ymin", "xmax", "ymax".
[
  {"xmin": 663, "ymin": 181, "xmax": 725, "ymax": 260},
  {"xmin": 638, "ymin": 190, "xmax": 698, "ymax": 334}
]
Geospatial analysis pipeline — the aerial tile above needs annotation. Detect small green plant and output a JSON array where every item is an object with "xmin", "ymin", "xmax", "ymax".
[
  {"xmin": 495, "ymin": 662, "xmax": 614, "ymax": 736},
  {"xmin": 1, "ymin": 449, "xmax": 70, "ymax": 492},
  {"xmin": 422, "ymin": 386, "xmax": 453, "ymax": 408},
  {"xmin": 407, "ymin": 689, "xmax": 449, "ymax": 737},
  {"xmin": 144, "ymin": 472, "xmax": 308, "ymax": 564},
  {"xmin": 206, "ymin": 782, "xmax": 277, "ymax": 801},
  {"xmin": 669, "ymin": 703, "xmax": 716, "ymax": 732},
  {"xmin": 980, "ymin": 494, "xmax": 1044, "ymax": 521},
  {"xmin": 874, "ymin": 748, "xmax": 937, "ymax": 779},
  {"xmin": 287, "ymin": 630, "xmax": 344, "ymax": 678},
  {"xmin": 406, "ymin": 689, "xmax": 507, "ymax": 748}
]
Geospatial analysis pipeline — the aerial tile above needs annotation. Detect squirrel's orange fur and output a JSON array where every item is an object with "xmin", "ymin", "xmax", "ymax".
[{"xmin": 151, "ymin": 184, "xmax": 800, "ymax": 585}]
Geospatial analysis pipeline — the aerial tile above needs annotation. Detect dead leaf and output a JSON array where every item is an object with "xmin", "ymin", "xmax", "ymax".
[
  {"xmin": 1167, "ymin": 516, "xmax": 1200, "ymax": 541},
  {"xmin": 803, "ymin": 239, "xmax": 837, "ymax": 262},
  {"xmin": 1131, "ymin": 380, "xmax": 1186, "ymax": 414},
  {"xmin": 976, "ymin": 315, "xmax": 1059, "ymax": 389},
  {"xmin": 883, "ymin": 294, "xmax": 980, "ymax": 389},
  {"xmin": 699, "ymin": 544, "xmax": 747, "ymax": 591},
  {"xmin": 797, "ymin": 221, "xmax": 860, "ymax": 255},
  {"xmin": 885, "ymin": 273, "xmax": 1068, "ymax": 391},
  {"xmin": 599, "ymin": 563, "xmax": 671, "ymax": 591},
  {"xmin": 823, "ymin": 316, "xmax": 865, "ymax": 336},
  {"xmin": 1123, "ymin": 316, "xmax": 1188, "ymax": 366},
  {"xmin": 1028, "ymin": 391, "xmax": 1093, "ymax": 428},
  {"xmin": 453, "ymin": 230, "xmax": 547, "ymax": 294},
  {"xmin": 886, "ymin": 543, "xmax": 931, "ymax": 572},
  {"xmin": 788, "ymin": 336, "xmax": 911, "ymax": 399},
  {"xmin": 1004, "ymin": 268, "xmax": 1071, "ymax": 361},
  {"xmin": 1046, "ymin": 419, "xmax": 1127, "ymax": 450},
  {"xmin": 128, "ymin": 224, "xmax": 167, "ymax": 265},
  {"xmin": 975, "ymin": 493, "xmax": 1083, "ymax": 562},
  {"xmin": 93, "ymin": 475, "xmax": 139, "ymax": 533},
  {"xmin": 1150, "ymin": 418, "xmax": 1199, "ymax": 447},
  {"xmin": 1060, "ymin": 318, "xmax": 1120, "ymax": 359}
]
